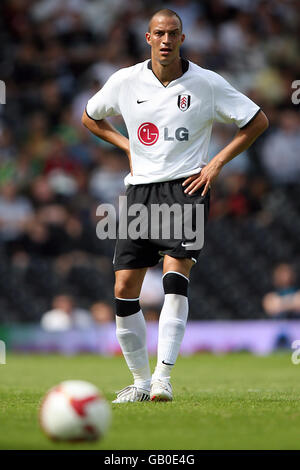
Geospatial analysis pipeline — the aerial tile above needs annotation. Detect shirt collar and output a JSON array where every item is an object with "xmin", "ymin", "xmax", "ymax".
[{"xmin": 147, "ymin": 58, "xmax": 189, "ymax": 75}]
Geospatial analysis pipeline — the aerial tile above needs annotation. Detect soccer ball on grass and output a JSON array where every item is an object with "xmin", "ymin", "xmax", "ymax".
[{"xmin": 39, "ymin": 380, "xmax": 111, "ymax": 442}]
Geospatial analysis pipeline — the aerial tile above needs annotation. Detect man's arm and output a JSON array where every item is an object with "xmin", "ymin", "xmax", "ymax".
[
  {"xmin": 81, "ymin": 110, "xmax": 133, "ymax": 174},
  {"xmin": 263, "ymin": 290, "xmax": 300, "ymax": 316},
  {"xmin": 182, "ymin": 110, "xmax": 269, "ymax": 196}
]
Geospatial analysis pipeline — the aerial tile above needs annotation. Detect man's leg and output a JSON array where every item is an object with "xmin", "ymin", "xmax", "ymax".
[
  {"xmin": 151, "ymin": 255, "xmax": 193, "ymax": 401},
  {"xmin": 113, "ymin": 267, "xmax": 152, "ymax": 403}
]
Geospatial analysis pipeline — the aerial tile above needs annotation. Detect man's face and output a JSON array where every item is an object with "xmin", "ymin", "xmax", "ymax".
[{"xmin": 145, "ymin": 15, "xmax": 185, "ymax": 65}]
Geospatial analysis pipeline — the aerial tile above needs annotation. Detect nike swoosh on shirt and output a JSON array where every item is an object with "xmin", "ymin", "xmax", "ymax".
[{"xmin": 137, "ymin": 99, "xmax": 149, "ymax": 104}]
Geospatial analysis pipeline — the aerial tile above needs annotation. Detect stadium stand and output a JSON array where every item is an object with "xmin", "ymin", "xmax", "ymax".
[{"xmin": 0, "ymin": 0, "xmax": 299, "ymax": 323}]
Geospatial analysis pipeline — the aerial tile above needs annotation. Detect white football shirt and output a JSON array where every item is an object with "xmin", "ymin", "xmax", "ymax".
[{"xmin": 86, "ymin": 59, "xmax": 260, "ymax": 186}]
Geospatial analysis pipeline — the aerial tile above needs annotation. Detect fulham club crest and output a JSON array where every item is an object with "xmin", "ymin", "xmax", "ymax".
[{"xmin": 177, "ymin": 94, "xmax": 191, "ymax": 112}]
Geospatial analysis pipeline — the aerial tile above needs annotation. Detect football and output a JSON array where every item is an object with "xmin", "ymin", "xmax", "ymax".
[{"xmin": 39, "ymin": 380, "xmax": 111, "ymax": 442}]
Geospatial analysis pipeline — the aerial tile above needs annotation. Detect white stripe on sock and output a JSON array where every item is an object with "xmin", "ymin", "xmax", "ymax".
[{"xmin": 162, "ymin": 271, "xmax": 190, "ymax": 282}]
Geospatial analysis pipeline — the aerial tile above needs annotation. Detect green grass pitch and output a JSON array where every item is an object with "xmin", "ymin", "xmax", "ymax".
[{"xmin": 1, "ymin": 352, "xmax": 300, "ymax": 450}]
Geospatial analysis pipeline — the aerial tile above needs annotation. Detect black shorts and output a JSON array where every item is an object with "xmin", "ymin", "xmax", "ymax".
[{"xmin": 113, "ymin": 177, "xmax": 210, "ymax": 271}]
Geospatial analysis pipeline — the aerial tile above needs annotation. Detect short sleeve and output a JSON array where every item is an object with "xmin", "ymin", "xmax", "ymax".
[
  {"xmin": 85, "ymin": 70, "xmax": 123, "ymax": 120},
  {"xmin": 210, "ymin": 71, "xmax": 260, "ymax": 128}
]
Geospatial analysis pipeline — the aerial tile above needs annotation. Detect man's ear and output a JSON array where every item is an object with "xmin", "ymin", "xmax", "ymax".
[
  {"xmin": 145, "ymin": 32, "xmax": 151, "ymax": 46},
  {"xmin": 181, "ymin": 34, "xmax": 185, "ymax": 45}
]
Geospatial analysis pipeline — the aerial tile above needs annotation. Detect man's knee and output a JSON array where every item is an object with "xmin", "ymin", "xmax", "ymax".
[
  {"xmin": 114, "ymin": 269, "xmax": 146, "ymax": 298},
  {"xmin": 114, "ymin": 272, "xmax": 144, "ymax": 317},
  {"xmin": 163, "ymin": 255, "xmax": 194, "ymax": 278},
  {"xmin": 115, "ymin": 278, "xmax": 138, "ymax": 298}
]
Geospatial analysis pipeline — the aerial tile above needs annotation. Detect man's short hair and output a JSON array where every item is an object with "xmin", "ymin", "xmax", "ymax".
[{"xmin": 148, "ymin": 9, "xmax": 183, "ymax": 33}]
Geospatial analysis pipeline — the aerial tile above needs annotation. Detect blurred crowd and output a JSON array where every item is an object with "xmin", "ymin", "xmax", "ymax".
[{"xmin": 0, "ymin": 0, "xmax": 300, "ymax": 323}]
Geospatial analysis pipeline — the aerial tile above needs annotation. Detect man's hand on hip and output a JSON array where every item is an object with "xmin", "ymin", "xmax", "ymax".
[{"xmin": 182, "ymin": 159, "xmax": 222, "ymax": 196}]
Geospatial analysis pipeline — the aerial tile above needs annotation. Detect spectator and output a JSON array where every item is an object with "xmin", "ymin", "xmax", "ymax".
[
  {"xmin": 41, "ymin": 294, "xmax": 93, "ymax": 331},
  {"xmin": 261, "ymin": 110, "xmax": 300, "ymax": 184},
  {"xmin": 0, "ymin": 181, "xmax": 33, "ymax": 243},
  {"xmin": 89, "ymin": 149, "xmax": 128, "ymax": 205},
  {"xmin": 262, "ymin": 264, "xmax": 300, "ymax": 319},
  {"xmin": 90, "ymin": 301, "xmax": 114, "ymax": 324},
  {"xmin": 209, "ymin": 124, "xmax": 250, "ymax": 177}
]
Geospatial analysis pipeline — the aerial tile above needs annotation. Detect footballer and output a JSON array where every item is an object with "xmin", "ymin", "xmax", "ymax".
[{"xmin": 82, "ymin": 9, "xmax": 268, "ymax": 403}]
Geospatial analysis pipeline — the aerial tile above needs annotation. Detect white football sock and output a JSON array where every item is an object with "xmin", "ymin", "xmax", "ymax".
[
  {"xmin": 116, "ymin": 309, "xmax": 151, "ymax": 390},
  {"xmin": 153, "ymin": 293, "xmax": 188, "ymax": 382}
]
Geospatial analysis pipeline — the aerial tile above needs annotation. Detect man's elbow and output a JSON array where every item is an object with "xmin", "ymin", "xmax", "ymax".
[
  {"xmin": 81, "ymin": 110, "xmax": 89, "ymax": 128},
  {"xmin": 258, "ymin": 111, "xmax": 269, "ymax": 134},
  {"xmin": 248, "ymin": 111, "xmax": 269, "ymax": 139}
]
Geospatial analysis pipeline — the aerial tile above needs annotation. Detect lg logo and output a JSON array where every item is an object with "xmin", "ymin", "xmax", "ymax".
[
  {"xmin": 164, "ymin": 127, "xmax": 189, "ymax": 142},
  {"xmin": 137, "ymin": 123, "xmax": 189, "ymax": 145},
  {"xmin": 137, "ymin": 122, "xmax": 159, "ymax": 145}
]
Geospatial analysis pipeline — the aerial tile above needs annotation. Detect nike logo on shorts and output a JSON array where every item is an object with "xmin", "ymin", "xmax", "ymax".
[
  {"xmin": 137, "ymin": 99, "xmax": 149, "ymax": 104},
  {"xmin": 181, "ymin": 241, "xmax": 196, "ymax": 248}
]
